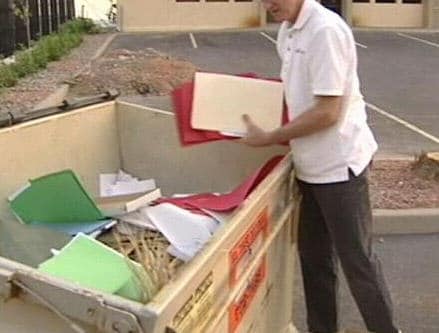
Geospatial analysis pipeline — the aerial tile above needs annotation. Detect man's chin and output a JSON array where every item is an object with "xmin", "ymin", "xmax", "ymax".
[
  {"xmin": 270, "ymin": 15, "xmax": 283, "ymax": 22},
  {"xmin": 269, "ymin": 12, "xmax": 286, "ymax": 22}
]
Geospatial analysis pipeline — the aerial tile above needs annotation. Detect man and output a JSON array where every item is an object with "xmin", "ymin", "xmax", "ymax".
[{"xmin": 240, "ymin": 0, "xmax": 401, "ymax": 332}]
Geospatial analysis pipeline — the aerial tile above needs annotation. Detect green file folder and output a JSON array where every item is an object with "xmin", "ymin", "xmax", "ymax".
[
  {"xmin": 38, "ymin": 233, "xmax": 142, "ymax": 301},
  {"xmin": 9, "ymin": 170, "xmax": 105, "ymax": 224}
]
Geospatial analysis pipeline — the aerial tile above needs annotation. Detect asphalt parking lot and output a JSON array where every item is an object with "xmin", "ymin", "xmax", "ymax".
[
  {"xmin": 108, "ymin": 29, "xmax": 439, "ymax": 333},
  {"xmin": 293, "ymin": 233, "xmax": 439, "ymax": 333},
  {"xmin": 109, "ymin": 28, "xmax": 439, "ymax": 158}
]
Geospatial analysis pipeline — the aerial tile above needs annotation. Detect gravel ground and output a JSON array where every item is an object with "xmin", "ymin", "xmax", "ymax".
[
  {"xmin": 370, "ymin": 160, "xmax": 438, "ymax": 209},
  {"xmin": 67, "ymin": 48, "xmax": 197, "ymax": 97},
  {"xmin": 0, "ymin": 33, "xmax": 112, "ymax": 114}
]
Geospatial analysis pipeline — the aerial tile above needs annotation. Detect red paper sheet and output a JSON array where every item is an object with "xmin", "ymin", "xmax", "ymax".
[
  {"xmin": 172, "ymin": 73, "xmax": 290, "ymax": 147},
  {"xmin": 156, "ymin": 155, "xmax": 284, "ymax": 212}
]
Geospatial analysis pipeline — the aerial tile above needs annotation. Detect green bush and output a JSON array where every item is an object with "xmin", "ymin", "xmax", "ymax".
[
  {"xmin": 62, "ymin": 32, "xmax": 83, "ymax": 49},
  {"xmin": 41, "ymin": 35, "xmax": 65, "ymax": 61},
  {"xmin": 0, "ymin": 64, "xmax": 18, "ymax": 88},
  {"xmin": 61, "ymin": 18, "xmax": 97, "ymax": 35},
  {"xmin": 1, "ymin": 18, "xmax": 98, "ymax": 89},
  {"xmin": 31, "ymin": 45, "xmax": 49, "ymax": 69},
  {"xmin": 12, "ymin": 51, "xmax": 39, "ymax": 78}
]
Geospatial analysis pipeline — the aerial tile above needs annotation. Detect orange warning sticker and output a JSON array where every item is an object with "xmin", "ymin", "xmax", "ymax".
[
  {"xmin": 229, "ymin": 208, "xmax": 268, "ymax": 286},
  {"xmin": 228, "ymin": 258, "xmax": 267, "ymax": 333}
]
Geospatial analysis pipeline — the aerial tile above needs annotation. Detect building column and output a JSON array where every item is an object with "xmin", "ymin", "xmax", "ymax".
[
  {"xmin": 425, "ymin": 0, "xmax": 439, "ymax": 28},
  {"xmin": 342, "ymin": 0, "xmax": 353, "ymax": 26}
]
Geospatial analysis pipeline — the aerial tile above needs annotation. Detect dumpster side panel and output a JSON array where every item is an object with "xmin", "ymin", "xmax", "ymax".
[
  {"xmin": 208, "ymin": 203, "xmax": 297, "ymax": 333},
  {"xmin": 0, "ymin": 298, "xmax": 99, "ymax": 333},
  {"xmin": 1, "ymin": 298, "xmax": 78, "ymax": 333},
  {"xmin": 0, "ymin": 102, "xmax": 120, "ymax": 266},
  {"xmin": 116, "ymin": 102, "xmax": 289, "ymax": 195}
]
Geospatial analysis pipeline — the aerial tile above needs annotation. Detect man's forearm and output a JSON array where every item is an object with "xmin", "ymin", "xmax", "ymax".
[{"xmin": 268, "ymin": 96, "xmax": 342, "ymax": 144}]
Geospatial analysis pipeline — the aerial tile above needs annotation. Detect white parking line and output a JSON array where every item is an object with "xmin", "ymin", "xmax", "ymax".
[
  {"xmin": 397, "ymin": 32, "xmax": 439, "ymax": 48},
  {"xmin": 260, "ymin": 32, "xmax": 277, "ymax": 45},
  {"xmin": 189, "ymin": 33, "xmax": 198, "ymax": 49},
  {"xmin": 366, "ymin": 102, "xmax": 439, "ymax": 144},
  {"xmin": 355, "ymin": 42, "xmax": 367, "ymax": 49}
]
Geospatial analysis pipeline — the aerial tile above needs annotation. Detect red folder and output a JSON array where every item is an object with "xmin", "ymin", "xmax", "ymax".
[
  {"xmin": 172, "ymin": 73, "xmax": 290, "ymax": 147},
  {"xmin": 156, "ymin": 155, "xmax": 284, "ymax": 212}
]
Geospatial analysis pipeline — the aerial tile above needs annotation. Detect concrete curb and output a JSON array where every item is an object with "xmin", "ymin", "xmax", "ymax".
[
  {"xmin": 32, "ymin": 84, "xmax": 69, "ymax": 111},
  {"xmin": 72, "ymin": 32, "xmax": 117, "ymax": 79},
  {"xmin": 373, "ymin": 208, "xmax": 439, "ymax": 235},
  {"xmin": 91, "ymin": 33, "xmax": 117, "ymax": 61}
]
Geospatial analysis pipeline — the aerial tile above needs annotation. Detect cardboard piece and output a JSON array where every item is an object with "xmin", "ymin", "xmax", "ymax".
[
  {"xmin": 191, "ymin": 72, "xmax": 284, "ymax": 135},
  {"xmin": 95, "ymin": 188, "xmax": 162, "ymax": 217}
]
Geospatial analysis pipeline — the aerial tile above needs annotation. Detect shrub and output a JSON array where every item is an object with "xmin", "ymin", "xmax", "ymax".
[
  {"xmin": 12, "ymin": 51, "xmax": 39, "ymax": 78},
  {"xmin": 1, "ymin": 18, "xmax": 98, "ymax": 89},
  {"xmin": 31, "ymin": 45, "xmax": 49, "ymax": 69},
  {"xmin": 41, "ymin": 35, "xmax": 65, "ymax": 61},
  {"xmin": 0, "ymin": 64, "xmax": 18, "ymax": 88},
  {"xmin": 61, "ymin": 18, "xmax": 97, "ymax": 35},
  {"xmin": 62, "ymin": 32, "xmax": 83, "ymax": 49}
]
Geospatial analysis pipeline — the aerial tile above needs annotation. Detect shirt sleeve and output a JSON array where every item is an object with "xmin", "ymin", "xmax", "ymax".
[{"xmin": 309, "ymin": 26, "xmax": 349, "ymax": 96}]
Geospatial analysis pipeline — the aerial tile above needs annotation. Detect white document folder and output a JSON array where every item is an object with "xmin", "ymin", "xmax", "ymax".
[{"xmin": 191, "ymin": 72, "xmax": 284, "ymax": 136}]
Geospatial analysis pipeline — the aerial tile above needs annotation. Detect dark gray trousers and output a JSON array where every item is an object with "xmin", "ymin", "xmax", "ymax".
[{"xmin": 297, "ymin": 168, "xmax": 399, "ymax": 333}]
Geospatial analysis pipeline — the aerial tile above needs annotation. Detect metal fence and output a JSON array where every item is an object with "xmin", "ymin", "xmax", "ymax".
[{"xmin": 0, "ymin": 0, "xmax": 76, "ymax": 57}]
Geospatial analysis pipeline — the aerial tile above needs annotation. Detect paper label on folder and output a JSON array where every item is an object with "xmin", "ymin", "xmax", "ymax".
[{"xmin": 191, "ymin": 72, "xmax": 283, "ymax": 135}]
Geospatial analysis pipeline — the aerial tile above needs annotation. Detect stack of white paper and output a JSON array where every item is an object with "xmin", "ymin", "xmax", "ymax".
[
  {"xmin": 145, "ymin": 203, "xmax": 219, "ymax": 261},
  {"xmin": 100, "ymin": 170, "xmax": 156, "ymax": 197}
]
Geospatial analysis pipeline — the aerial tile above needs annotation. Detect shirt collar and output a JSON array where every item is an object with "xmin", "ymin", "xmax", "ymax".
[{"xmin": 290, "ymin": 0, "xmax": 316, "ymax": 30}]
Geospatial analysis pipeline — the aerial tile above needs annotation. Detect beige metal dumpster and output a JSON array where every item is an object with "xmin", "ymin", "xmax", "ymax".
[{"xmin": 0, "ymin": 101, "xmax": 299, "ymax": 333}]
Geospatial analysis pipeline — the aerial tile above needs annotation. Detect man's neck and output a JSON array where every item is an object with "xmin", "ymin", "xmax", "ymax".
[{"xmin": 288, "ymin": 0, "xmax": 305, "ymax": 24}]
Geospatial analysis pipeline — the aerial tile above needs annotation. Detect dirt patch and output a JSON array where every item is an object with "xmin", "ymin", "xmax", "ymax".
[
  {"xmin": 369, "ymin": 160, "xmax": 439, "ymax": 209},
  {"xmin": 67, "ymin": 49, "xmax": 197, "ymax": 97}
]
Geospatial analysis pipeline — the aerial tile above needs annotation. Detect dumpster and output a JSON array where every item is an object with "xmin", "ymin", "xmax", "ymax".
[{"xmin": 0, "ymin": 100, "xmax": 299, "ymax": 333}]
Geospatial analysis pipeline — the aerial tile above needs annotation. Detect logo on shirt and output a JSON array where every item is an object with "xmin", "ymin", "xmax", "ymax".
[{"xmin": 294, "ymin": 48, "xmax": 306, "ymax": 54}]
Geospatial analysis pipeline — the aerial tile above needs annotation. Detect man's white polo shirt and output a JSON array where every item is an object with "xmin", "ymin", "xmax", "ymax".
[{"xmin": 277, "ymin": 0, "xmax": 377, "ymax": 184}]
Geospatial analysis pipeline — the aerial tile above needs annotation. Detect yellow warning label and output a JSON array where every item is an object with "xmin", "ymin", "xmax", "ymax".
[{"xmin": 169, "ymin": 272, "xmax": 214, "ymax": 333}]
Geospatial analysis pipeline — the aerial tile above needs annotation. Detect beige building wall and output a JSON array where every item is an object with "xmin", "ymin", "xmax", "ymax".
[
  {"xmin": 118, "ymin": 0, "xmax": 262, "ymax": 32},
  {"xmin": 352, "ymin": 2, "xmax": 424, "ymax": 28},
  {"xmin": 117, "ymin": 0, "xmax": 435, "ymax": 31}
]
